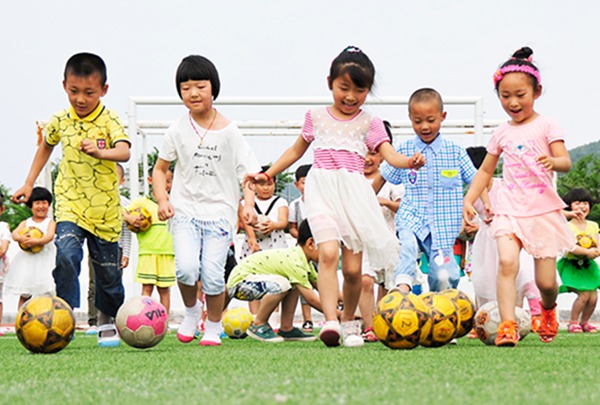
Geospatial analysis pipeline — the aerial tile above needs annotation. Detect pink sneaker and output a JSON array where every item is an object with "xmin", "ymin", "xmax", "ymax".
[
  {"xmin": 319, "ymin": 321, "xmax": 341, "ymax": 347},
  {"xmin": 177, "ymin": 301, "xmax": 202, "ymax": 343}
]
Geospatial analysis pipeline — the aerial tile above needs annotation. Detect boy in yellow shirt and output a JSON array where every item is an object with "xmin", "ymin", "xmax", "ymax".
[{"xmin": 13, "ymin": 53, "xmax": 130, "ymax": 347}]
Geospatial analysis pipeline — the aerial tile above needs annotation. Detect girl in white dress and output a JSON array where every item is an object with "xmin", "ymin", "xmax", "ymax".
[
  {"xmin": 6, "ymin": 187, "xmax": 56, "ymax": 308},
  {"xmin": 247, "ymin": 47, "xmax": 424, "ymax": 347}
]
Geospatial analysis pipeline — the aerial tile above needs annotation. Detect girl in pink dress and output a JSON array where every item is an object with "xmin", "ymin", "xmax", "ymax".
[
  {"xmin": 464, "ymin": 47, "xmax": 575, "ymax": 347},
  {"xmin": 248, "ymin": 46, "xmax": 424, "ymax": 347}
]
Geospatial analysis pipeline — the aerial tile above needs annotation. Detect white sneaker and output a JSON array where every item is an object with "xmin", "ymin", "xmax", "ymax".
[
  {"xmin": 319, "ymin": 320, "xmax": 341, "ymax": 347},
  {"xmin": 200, "ymin": 320, "xmax": 222, "ymax": 346},
  {"xmin": 177, "ymin": 300, "xmax": 202, "ymax": 343},
  {"xmin": 342, "ymin": 320, "xmax": 364, "ymax": 348}
]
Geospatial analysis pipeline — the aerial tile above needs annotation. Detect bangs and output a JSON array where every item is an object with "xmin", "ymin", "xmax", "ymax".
[{"xmin": 337, "ymin": 63, "xmax": 373, "ymax": 89}]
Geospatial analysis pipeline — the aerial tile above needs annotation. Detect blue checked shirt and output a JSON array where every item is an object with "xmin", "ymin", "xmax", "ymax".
[{"xmin": 381, "ymin": 135, "xmax": 476, "ymax": 251}]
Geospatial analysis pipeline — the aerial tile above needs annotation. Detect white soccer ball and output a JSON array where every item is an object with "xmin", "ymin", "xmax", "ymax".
[{"xmin": 473, "ymin": 301, "xmax": 531, "ymax": 345}]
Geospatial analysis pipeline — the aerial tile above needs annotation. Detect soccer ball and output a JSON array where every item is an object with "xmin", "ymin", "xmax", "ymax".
[
  {"xmin": 515, "ymin": 306, "xmax": 532, "ymax": 340},
  {"xmin": 126, "ymin": 206, "xmax": 152, "ymax": 233},
  {"xmin": 419, "ymin": 292, "xmax": 459, "ymax": 347},
  {"xmin": 222, "ymin": 307, "xmax": 253, "ymax": 339},
  {"xmin": 440, "ymin": 288, "xmax": 476, "ymax": 338},
  {"xmin": 18, "ymin": 226, "xmax": 44, "ymax": 253},
  {"xmin": 116, "ymin": 296, "xmax": 168, "ymax": 348},
  {"xmin": 15, "ymin": 296, "xmax": 76, "ymax": 354},
  {"xmin": 474, "ymin": 301, "xmax": 531, "ymax": 345},
  {"xmin": 372, "ymin": 291, "xmax": 432, "ymax": 350}
]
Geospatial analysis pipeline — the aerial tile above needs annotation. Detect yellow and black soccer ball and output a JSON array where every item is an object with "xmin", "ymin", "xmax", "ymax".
[
  {"xmin": 373, "ymin": 290, "xmax": 431, "ymax": 350},
  {"xmin": 419, "ymin": 292, "xmax": 459, "ymax": 347},
  {"xmin": 440, "ymin": 288, "xmax": 476, "ymax": 338},
  {"xmin": 15, "ymin": 296, "xmax": 76, "ymax": 354}
]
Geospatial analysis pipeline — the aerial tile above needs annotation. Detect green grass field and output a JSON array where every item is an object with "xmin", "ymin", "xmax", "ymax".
[{"xmin": 1, "ymin": 330, "xmax": 599, "ymax": 405}]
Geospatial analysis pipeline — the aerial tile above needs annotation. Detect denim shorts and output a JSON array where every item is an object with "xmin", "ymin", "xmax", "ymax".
[{"xmin": 171, "ymin": 214, "xmax": 233, "ymax": 295}]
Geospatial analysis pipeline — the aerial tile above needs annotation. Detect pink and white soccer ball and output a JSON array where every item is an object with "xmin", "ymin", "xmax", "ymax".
[{"xmin": 116, "ymin": 296, "xmax": 168, "ymax": 348}]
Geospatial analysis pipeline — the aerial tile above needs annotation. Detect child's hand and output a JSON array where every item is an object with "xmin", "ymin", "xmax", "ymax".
[
  {"xmin": 535, "ymin": 155, "xmax": 556, "ymax": 171},
  {"xmin": 255, "ymin": 218, "xmax": 274, "ymax": 235},
  {"xmin": 121, "ymin": 256, "xmax": 129, "ymax": 269},
  {"xmin": 463, "ymin": 202, "xmax": 477, "ymax": 228},
  {"xmin": 248, "ymin": 237, "xmax": 260, "ymax": 253},
  {"xmin": 157, "ymin": 200, "xmax": 175, "ymax": 221},
  {"xmin": 80, "ymin": 139, "xmax": 102, "ymax": 159},
  {"xmin": 484, "ymin": 203, "xmax": 495, "ymax": 224},
  {"xmin": 409, "ymin": 152, "xmax": 425, "ymax": 170},
  {"xmin": 241, "ymin": 205, "xmax": 257, "ymax": 225},
  {"xmin": 11, "ymin": 185, "xmax": 32, "ymax": 204},
  {"xmin": 586, "ymin": 248, "xmax": 600, "ymax": 259}
]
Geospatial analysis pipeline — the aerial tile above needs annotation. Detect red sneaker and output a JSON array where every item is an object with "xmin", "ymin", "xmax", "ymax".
[
  {"xmin": 531, "ymin": 314, "xmax": 542, "ymax": 334},
  {"xmin": 539, "ymin": 304, "xmax": 559, "ymax": 343},
  {"xmin": 495, "ymin": 320, "xmax": 519, "ymax": 347}
]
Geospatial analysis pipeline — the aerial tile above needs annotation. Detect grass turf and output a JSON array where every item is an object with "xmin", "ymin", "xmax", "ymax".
[{"xmin": 1, "ymin": 330, "xmax": 599, "ymax": 404}]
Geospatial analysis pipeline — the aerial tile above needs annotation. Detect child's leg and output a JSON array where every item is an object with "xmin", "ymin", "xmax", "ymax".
[
  {"xmin": 580, "ymin": 290, "xmax": 596, "ymax": 324},
  {"xmin": 141, "ymin": 284, "xmax": 154, "ymax": 297},
  {"xmin": 358, "ymin": 274, "xmax": 376, "ymax": 329},
  {"xmin": 569, "ymin": 290, "xmax": 588, "ymax": 323},
  {"xmin": 18, "ymin": 295, "xmax": 31, "ymax": 310},
  {"xmin": 534, "ymin": 257, "xmax": 559, "ymax": 308},
  {"xmin": 254, "ymin": 292, "xmax": 286, "ymax": 326},
  {"xmin": 87, "ymin": 235, "xmax": 124, "ymax": 319},
  {"xmin": 279, "ymin": 288, "xmax": 300, "ymax": 331},
  {"xmin": 53, "ymin": 222, "xmax": 86, "ymax": 310},
  {"xmin": 157, "ymin": 286, "xmax": 171, "ymax": 315},
  {"xmin": 496, "ymin": 234, "xmax": 522, "ymax": 321},
  {"xmin": 534, "ymin": 257, "xmax": 560, "ymax": 342},
  {"xmin": 394, "ymin": 227, "xmax": 419, "ymax": 292},
  {"xmin": 317, "ymin": 240, "xmax": 341, "ymax": 321},
  {"xmin": 340, "ymin": 246, "xmax": 362, "ymax": 322},
  {"xmin": 301, "ymin": 300, "xmax": 312, "ymax": 324}
]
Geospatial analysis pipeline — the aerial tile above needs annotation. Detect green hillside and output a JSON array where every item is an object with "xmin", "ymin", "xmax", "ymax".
[{"xmin": 569, "ymin": 140, "xmax": 600, "ymax": 162}]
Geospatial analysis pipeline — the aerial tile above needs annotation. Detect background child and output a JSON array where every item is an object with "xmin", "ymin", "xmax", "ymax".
[
  {"xmin": 557, "ymin": 188, "xmax": 600, "ymax": 333},
  {"xmin": 153, "ymin": 55, "xmax": 260, "ymax": 347},
  {"xmin": 86, "ymin": 162, "xmax": 132, "ymax": 335},
  {"xmin": 249, "ymin": 46, "xmax": 424, "ymax": 348},
  {"xmin": 125, "ymin": 166, "xmax": 176, "ymax": 315},
  {"xmin": 240, "ymin": 165, "xmax": 289, "ymax": 259},
  {"xmin": 5, "ymin": 187, "xmax": 56, "ymax": 309},
  {"xmin": 227, "ymin": 220, "xmax": 322, "ymax": 343},
  {"xmin": 464, "ymin": 47, "xmax": 574, "ymax": 346},
  {"xmin": 11, "ymin": 53, "xmax": 130, "ymax": 348},
  {"xmin": 359, "ymin": 121, "xmax": 404, "ymax": 342},
  {"xmin": 380, "ymin": 88, "xmax": 476, "ymax": 294},
  {"xmin": 288, "ymin": 164, "xmax": 315, "ymax": 332},
  {"xmin": 0, "ymin": 192, "xmax": 10, "ymax": 335}
]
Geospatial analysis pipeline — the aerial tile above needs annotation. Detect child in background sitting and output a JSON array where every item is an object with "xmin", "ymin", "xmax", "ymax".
[{"xmin": 6, "ymin": 187, "xmax": 56, "ymax": 309}]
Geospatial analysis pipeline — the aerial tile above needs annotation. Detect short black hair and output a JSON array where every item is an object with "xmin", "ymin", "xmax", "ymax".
[
  {"xmin": 297, "ymin": 220, "xmax": 313, "ymax": 246},
  {"xmin": 64, "ymin": 53, "xmax": 107, "ymax": 86},
  {"xmin": 175, "ymin": 55, "xmax": 220, "ymax": 100},
  {"xmin": 409, "ymin": 88, "xmax": 444, "ymax": 113},
  {"xmin": 466, "ymin": 146, "xmax": 487, "ymax": 169},
  {"xmin": 295, "ymin": 164, "xmax": 312, "ymax": 181},
  {"xmin": 563, "ymin": 188, "xmax": 595, "ymax": 210},
  {"xmin": 26, "ymin": 187, "xmax": 53, "ymax": 209}
]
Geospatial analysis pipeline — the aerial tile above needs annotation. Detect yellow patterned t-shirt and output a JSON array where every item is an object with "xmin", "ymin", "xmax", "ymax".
[{"xmin": 45, "ymin": 102, "xmax": 130, "ymax": 242}]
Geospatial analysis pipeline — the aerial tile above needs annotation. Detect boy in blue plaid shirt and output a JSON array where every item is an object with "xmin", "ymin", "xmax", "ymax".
[{"xmin": 380, "ymin": 88, "xmax": 476, "ymax": 292}]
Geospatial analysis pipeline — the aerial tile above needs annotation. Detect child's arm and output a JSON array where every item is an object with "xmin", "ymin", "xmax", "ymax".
[
  {"xmin": 80, "ymin": 139, "xmax": 130, "ymax": 162},
  {"xmin": 35, "ymin": 220, "xmax": 56, "ymax": 246},
  {"xmin": 11, "ymin": 220, "xmax": 28, "ymax": 243},
  {"xmin": 12, "ymin": 143, "xmax": 54, "ymax": 203},
  {"xmin": 297, "ymin": 285, "xmax": 324, "ymax": 313},
  {"xmin": 152, "ymin": 158, "xmax": 175, "ymax": 221},
  {"xmin": 289, "ymin": 222, "xmax": 299, "ymax": 239},
  {"xmin": 463, "ymin": 153, "xmax": 499, "ymax": 227},
  {"xmin": 378, "ymin": 196, "xmax": 400, "ymax": 213},
  {"xmin": 377, "ymin": 142, "xmax": 425, "ymax": 170},
  {"xmin": 261, "ymin": 206, "xmax": 289, "ymax": 235},
  {"xmin": 536, "ymin": 140, "xmax": 571, "ymax": 173},
  {"xmin": 0, "ymin": 240, "xmax": 8, "ymax": 259},
  {"xmin": 246, "ymin": 136, "xmax": 310, "ymax": 186},
  {"xmin": 238, "ymin": 202, "xmax": 260, "ymax": 252}
]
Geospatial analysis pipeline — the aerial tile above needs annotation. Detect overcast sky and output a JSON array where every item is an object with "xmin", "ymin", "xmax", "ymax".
[{"xmin": 1, "ymin": 0, "xmax": 598, "ymax": 192}]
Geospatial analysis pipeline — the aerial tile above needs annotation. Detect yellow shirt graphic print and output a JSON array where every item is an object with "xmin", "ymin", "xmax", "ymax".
[{"xmin": 45, "ymin": 102, "xmax": 130, "ymax": 242}]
